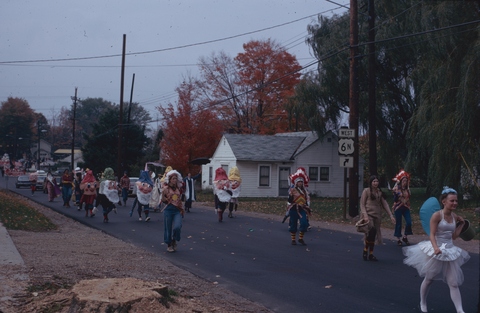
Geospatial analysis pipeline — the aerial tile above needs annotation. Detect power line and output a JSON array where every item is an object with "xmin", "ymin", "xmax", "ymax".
[{"xmin": 0, "ymin": 9, "xmax": 340, "ymax": 65}]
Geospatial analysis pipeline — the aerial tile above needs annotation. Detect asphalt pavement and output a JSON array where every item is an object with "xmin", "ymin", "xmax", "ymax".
[{"xmin": 2, "ymin": 181, "xmax": 479, "ymax": 313}]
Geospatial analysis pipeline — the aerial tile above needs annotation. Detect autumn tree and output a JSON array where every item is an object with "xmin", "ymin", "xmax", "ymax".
[
  {"xmin": 198, "ymin": 39, "xmax": 302, "ymax": 134},
  {"xmin": 0, "ymin": 97, "xmax": 40, "ymax": 160},
  {"xmin": 235, "ymin": 39, "xmax": 302, "ymax": 134},
  {"xmin": 158, "ymin": 78, "xmax": 224, "ymax": 175}
]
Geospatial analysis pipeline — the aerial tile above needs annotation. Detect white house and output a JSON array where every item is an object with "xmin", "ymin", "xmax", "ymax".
[{"xmin": 201, "ymin": 131, "xmax": 364, "ymax": 198}]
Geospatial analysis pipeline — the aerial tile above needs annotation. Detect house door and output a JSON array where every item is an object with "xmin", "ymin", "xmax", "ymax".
[{"xmin": 279, "ymin": 167, "xmax": 291, "ymax": 197}]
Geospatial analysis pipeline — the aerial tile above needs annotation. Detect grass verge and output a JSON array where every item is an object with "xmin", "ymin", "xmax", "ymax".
[{"xmin": 0, "ymin": 189, "xmax": 57, "ymax": 231}]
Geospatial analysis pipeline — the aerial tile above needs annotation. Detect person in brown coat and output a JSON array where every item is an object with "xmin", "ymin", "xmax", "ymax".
[{"xmin": 359, "ymin": 175, "xmax": 395, "ymax": 261}]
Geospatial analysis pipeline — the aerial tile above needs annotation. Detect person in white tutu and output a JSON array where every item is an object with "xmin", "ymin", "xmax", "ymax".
[{"xmin": 403, "ymin": 187, "xmax": 470, "ymax": 313}]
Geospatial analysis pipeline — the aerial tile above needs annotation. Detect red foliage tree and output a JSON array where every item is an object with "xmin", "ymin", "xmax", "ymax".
[
  {"xmin": 235, "ymin": 39, "xmax": 302, "ymax": 134},
  {"xmin": 158, "ymin": 78, "xmax": 224, "ymax": 176}
]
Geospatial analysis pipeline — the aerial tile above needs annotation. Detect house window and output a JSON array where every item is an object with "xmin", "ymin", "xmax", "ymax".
[
  {"xmin": 320, "ymin": 167, "xmax": 330, "ymax": 181},
  {"xmin": 259, "ymin": 165, "xmax": 270, "ymax": 186},
  {"xmin": 309, "ymin": 167, "xmax": 319, "ymax": 181},
  {"xmin": 221, "ymin": 164, "xmax": 229, "ymax": 174}
]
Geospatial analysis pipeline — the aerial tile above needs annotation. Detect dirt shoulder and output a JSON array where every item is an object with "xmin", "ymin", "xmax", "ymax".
[{"xmin": 0, "ymin": 200, "xmax": 273, "ymax": 313}]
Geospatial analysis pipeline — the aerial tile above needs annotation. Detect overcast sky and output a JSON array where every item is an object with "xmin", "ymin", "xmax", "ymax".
[{"xmin": 1, "ymin": 1, "xmax": 347, "ymax": 124}]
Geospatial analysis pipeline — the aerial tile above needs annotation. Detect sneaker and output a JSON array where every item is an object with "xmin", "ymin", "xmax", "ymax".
[
  {"xmin": 139, "ymin": 217, "xmax": 142, "ymax": 221},
  {"xmin": 298, "ymin": 239, "xmax": 306, "ymax": 246},
  {"xmin": 167, "ymin": 245, "xmax": 174, "ymax": 253},
  {"xmin": 77, "ymin": 206, "xmax": 81, "ymax": 211},
  {"xmin": 228, "ymin": 212, "xmax": 233, "ymax": 218},
  {"xmin": 145, "ymin": 216, "xmax": 150, "ymax": 222}
]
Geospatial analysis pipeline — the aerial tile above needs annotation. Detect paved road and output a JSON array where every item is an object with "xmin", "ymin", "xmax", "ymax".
[{"xmin": 8, "ymin": 184, "xmax": 480, "ymax": 313}]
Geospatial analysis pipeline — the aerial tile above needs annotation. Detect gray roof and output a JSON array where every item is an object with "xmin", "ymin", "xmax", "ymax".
[
  {"xmin": 275, "ymin": 131, "xmax": 319, "ymax": 155},
  {"xmin": 224, "ymin": 133, "xmax": 306, "ymax": 162}
]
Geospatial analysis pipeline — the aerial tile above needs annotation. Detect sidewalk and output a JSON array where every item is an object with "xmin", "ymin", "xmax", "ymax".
[{"xmin": 0, "ymin": 222, "xmax": 29, "ymax": 311}]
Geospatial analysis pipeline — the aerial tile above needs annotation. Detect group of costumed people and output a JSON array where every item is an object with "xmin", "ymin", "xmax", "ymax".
[
  {"xmin": 213, "ymin": 167, "xmax": 242, "ymax": 222},
  {"xmin": 357, "ymin": 170, "xmax": 470, "ymax": 312}
]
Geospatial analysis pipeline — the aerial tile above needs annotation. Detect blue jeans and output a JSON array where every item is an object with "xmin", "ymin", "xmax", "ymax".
[
  {"xmin": 288, "ymin": 208, "xmax": 308, "ymax": 233},
  {"xmin": 163, "ymin": 204, "xmax": 182, "ymax": 244},
  {"xmin": 62, "ymin": 185, "xmax": 72, "ymax": 204},
  {"xmin": 394, "ymin": 207, "xmax": 413, "ymax": 237}
]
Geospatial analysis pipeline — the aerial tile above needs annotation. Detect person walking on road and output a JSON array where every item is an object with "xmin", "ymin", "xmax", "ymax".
[
  {"xmin": 61, "ymin": 169, "xmax": 74, "ymax": 207},
  {"xmin": 45, "ymin": 171, "xmax": 59, "ymax": 202},
  {"xmin": 403, "ymin": 187, "xmax": 470, "ymax": 313},
  {"xmin": 183, "ymin": 171, "xmax": 201, "ymax": 213},
  {"xmin": 391, "ymin": 170, "xmax": 413, "ymax": 246},
  {"xmin": 80, "ymin": 170, "xmax": 97, "ymax": 217},
  {"xmin": 359, "ymin": 175, "xmax": 396, "ymax": 261},
  {"xmin": 135, "ymin": 169, "xmax": 154, "ymax": 222},
  {"xmin": 74, "ymin": 172, "xmax": 83, "ymax": 210},
  {"xmin": 287, "ymin": 167, "xmax": 311, "ymax": 245},
  {"xmin": 94, "ymin": 167, "xmax": 119, "ymax": 223},
  {"xmin": 161, "ymin": 169, "xmax": 184, "ymax": 252},
  {"xmin": 213, "ymin": 167, "xmax": 232, "ymax": 222},
  {"xmin": 119, "ymin": 171, "xmax": 130, "ymax": 206},
  {"xmin": 227, "ymin": 167, "xmax": 241, "ymax": 218}
]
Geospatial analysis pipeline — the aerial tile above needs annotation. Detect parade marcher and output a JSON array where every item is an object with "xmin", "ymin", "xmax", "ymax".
[
  {"xmin": 227, "ymin": 166, "xmax": 242, "ymax": 218},
  {"xmin": 359, "ymin": 175, "xmax": 396, "ymax": 261},
  {"xmin": 149, "ymin": 173, "xmax": 162, "ymax": 212},
  {"xmin": 80, "ymin": 170, "xmax": 97, "ymax": 217},
  {"xmin": 392, "ymin": 170, "xmax": 413, "ymax": 246},
  {"xmin": 74, "ymin": 172, "xmax": 83, "ymax": 210},
  {"xmin": 94, "ymin": 167, "xmax": 119, "ymax": 223},
  {"xmin": 161, "ymin": 169, "xmax": 184, "ymax": 252},
  {"xmin": 403, "ymin": 187, "xmax": 470, "ymax": 313},
  {"xmin": 135, "ymin": 169, "xmax": 154, "ymax": 221},
  {"xmin": 45, "ymin": 171, "xmax": 59, "ymax": 202},
  {"xmin": 213, "ymin": 167, "xmax": 232, "ymax": 222},
  {"xmin": 183, "ymin": 171, "xmax": 201, "ymax": 213},
  {"xmin": 61, "ymin": 169, "xmax": 74, "ymax": 207},
  {"xmin": 287, "ymin": 167, "xmax": 311, "ymax": 245},
  {"xmin": 29, "ymin": 172, "xmax": 37, "ymax": 196},
  {"xmin": 119, "ymin": 171, "xmax": 130, "ymax": 206}
]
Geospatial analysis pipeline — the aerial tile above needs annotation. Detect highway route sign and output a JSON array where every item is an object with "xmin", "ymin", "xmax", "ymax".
[{"xmin": 338, "ymin": 138, "xmax": 354, "ymax": 155}]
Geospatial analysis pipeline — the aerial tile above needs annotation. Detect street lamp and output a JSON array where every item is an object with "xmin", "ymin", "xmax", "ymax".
[{"xmin": 37, "ymin": 121, "xmax": 47, "ymax": 171}]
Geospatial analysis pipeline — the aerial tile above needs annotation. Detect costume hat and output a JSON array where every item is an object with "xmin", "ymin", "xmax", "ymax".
[
  {"xmin": 393, "ymin": 169, "xmax": 410, "ymax": 182},
  {"xmin": 138, "ymin": 170, "xmax": 154, "ymax": 187},
  {"xmin": 165, "ymin": 169, "xmax": 182, "ymax": 184},
  {"xmin": 82, "ymin": 170, "xmax": 96, "ymax": 183},
  {"xmin": 290, "ymin": 167, "xmax": 309, "ymax": 187},
  {"xmin": 214, "ymin": 167, "xmax": 228, "ymax": 182},
  {"xmin": 228, "ymin": 166, "xmax": 242, "ymax": 183},
  {"xmin": 102, "ymin": 167, "xmax": 115, "ymax": 181}
]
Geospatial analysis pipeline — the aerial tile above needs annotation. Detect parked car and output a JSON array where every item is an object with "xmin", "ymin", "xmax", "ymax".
[
  {"xmin": 15, "ymin": 175, "xmax": 32, "ymax": 189},
  {"xmin": 128, "ymin": 177, "xmax": 139, "ymax": 197}
]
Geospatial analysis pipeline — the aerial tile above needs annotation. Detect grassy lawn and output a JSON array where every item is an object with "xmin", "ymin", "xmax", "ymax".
[
  {"xmin": 197, "ymin": 188, "xmax": 480, "ymax": 239},
  {"xmin": 0, "ymin": 189, "xmax": 57, "ymax": 231}
]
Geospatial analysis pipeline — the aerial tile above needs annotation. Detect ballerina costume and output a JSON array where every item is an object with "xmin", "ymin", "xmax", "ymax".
[{"xmin": 403, "ymin": 210, "xmax": 470, "ymax": 284}]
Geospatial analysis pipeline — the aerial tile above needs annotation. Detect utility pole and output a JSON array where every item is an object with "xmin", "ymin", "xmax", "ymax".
[
  {"xmin": 127, "ymin": 73, "xmax": 135, "ymax": 124},
  {"xmin": 71, "ymin": 87, "xmax": 78, "ymax": 171},
  {"xmin": 368, "ymin": 0, "xmax": 377, "ymax": 176},
  {"xmin": 117, "ymin": 34, "xmax": 126, "ymax": 179},
  {"xmin": 348, "ymin": 0, "xmax": 360, "ymax": 217}
]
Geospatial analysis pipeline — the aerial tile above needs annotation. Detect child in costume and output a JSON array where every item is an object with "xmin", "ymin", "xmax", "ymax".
[
  {"xmin": 94, "ymin": 167, "xmax": 119, "ymax": 223},
  {"xmin": 227, "ymin": 166, "xmax": 242, "ymax": 218},
  {"xmin": 134, "ymin": 169, "xmax": 154, "ymax": 221},
  {"xmin": 403, "ymin": 187, "xmax": 470, "ymax": 313},
  {"xmin": 80, "ymin": 170, "xmax": 97, "ymax": 217},
  {"xmin": 391, "ymin": 170, "xmax": 413, "ymax": 246},
  {"xmin": 213, "ymin": 167, "xmax": 232, "ymax": 222},
  {"xmin": 287, "ymin": 167, "xmax": 311, "ymax": 245},
  {"xmin": 161, "ymin": 169, "xmax": 184, "ymax": 252}
]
